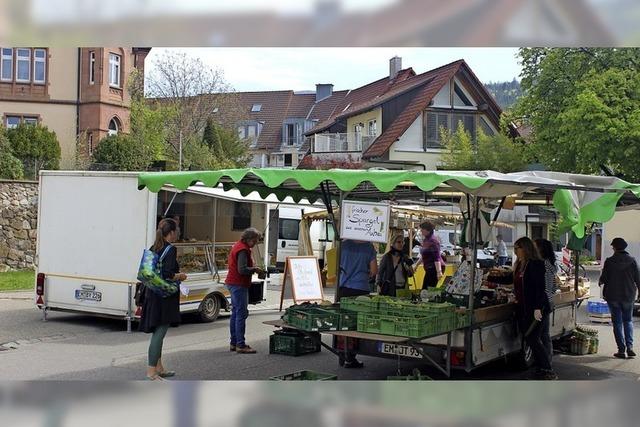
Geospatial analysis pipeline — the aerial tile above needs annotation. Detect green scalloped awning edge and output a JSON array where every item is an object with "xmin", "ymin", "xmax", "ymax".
[
  {"xmin": 553, "ymin": 179, "xmax": 640, "ymax": 238},
  {"xmin": 137, "ymin": 168, "xmax": 490, "ymax": 195}
]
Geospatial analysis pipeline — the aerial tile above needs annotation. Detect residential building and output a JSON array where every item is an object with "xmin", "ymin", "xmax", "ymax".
[
  {"xmin": 0, "ymin": 47, "xmax": 150, "ymax": 167},
  {"xmin": 300, "ymin": 57, "xmax": 503, "ymax": 170}
]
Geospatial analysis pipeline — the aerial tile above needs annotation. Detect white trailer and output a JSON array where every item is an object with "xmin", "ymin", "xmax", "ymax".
[{"xmin": 35, "ymin": 171, "xmax": 268, "ymax": 331}]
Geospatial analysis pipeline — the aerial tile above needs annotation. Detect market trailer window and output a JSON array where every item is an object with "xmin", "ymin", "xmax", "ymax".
[{"xmin": 233, "ymin": 202, "xmax": 252, "ymax": 231}]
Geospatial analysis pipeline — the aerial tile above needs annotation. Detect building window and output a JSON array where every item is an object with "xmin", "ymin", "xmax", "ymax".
[
  {"xmin": 425, "ymin": 112, "xmax": 476, "ymax": 148},
  {"xmin": 33, "ymin": 49, "xmax": 46, "ymax": 84},
  {"xmin": 367, "ymin": 119, "xmax": 377, "ymax": 137},
  {"xmin": 5, "ymin": 115, "xmax": 38, "ymax": 128},
  {"xmin": 16, "ymin": 48, "xmax": 30, "ymax": 82},
  {"xmin": 1, "ymin": 48, "xmax": 12, "ymax": 81},
  {"xmin": 237, "ymin": 122, "xmax": 261, "ymax": 146},
  {"xmin": 109, "ymin": 53, "xmax": 121, "ymax": 88},
  {"xmin": 89, "ymin": 51, "xmax": 96, "ymax": 84},
  {"xmin": 5, "ymin": 116, "xmax": 21, "ymax": 129},
  {"xmin": 285, "ymin": 123, "xmax": 296, "ymax": 145},
  {"xmin": 88, "ymin": 133, "xmax": 94, "ymax": 155},
  {"xmin": 479, "ymin": 116, "xmax": 495, "ymax": 136},
  {"xmin": 284, "ymin": 153, "xmax": 292, "ymax": 167},
  {"xmin": 108, "ymin": 118, "xmax": 119, "ymax": 136},
  {"xmin": 232, "ymin": 202, "xmax": 252, "ymax": 231},
  {"xmin": 251, "ymin": 104, "xmax": 262, "ymax": 112},
  {"xmin": 453, "ymin": 83, "xmax": 473, "ymax": 106}
]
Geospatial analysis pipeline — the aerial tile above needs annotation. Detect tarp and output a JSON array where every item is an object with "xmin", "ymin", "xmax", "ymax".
[{"xmin": 138, "ymin": 168, "xmax": 640, "ymax": 238}]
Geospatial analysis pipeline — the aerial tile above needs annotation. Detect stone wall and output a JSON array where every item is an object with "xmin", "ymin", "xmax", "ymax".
[{"xmin": 0, "ymin": 180, "xmax": 38, "ymax": 272}]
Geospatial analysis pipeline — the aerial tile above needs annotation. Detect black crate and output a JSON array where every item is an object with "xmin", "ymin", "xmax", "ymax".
[{"xmin": 269, "ymin": 330, "xmax": 321, "ymax": 356}]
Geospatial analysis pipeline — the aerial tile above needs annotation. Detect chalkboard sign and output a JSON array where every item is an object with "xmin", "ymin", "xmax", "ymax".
[
  {"xmin": 340, "ymin": 200, "xmax": 390, "ymax": 243},
  {"xmin": 279, "ymin": 256, "xmax": 324, "ymax": 310}
]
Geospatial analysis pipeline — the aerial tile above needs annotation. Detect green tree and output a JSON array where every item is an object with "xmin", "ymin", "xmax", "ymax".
[
  {"xmin": 200, "ymin": 119, "xmax": 252, "ymax": 168},
  {"xmin": 202, "ymin": 118, "xmax": 222, "ymax": 156},
  {"xmin": 440, "ymin": 122, "xmax": 527, "ymax": 172},
  {"xmin": 92, "ymin": 134, "xmax": 152, "ymax": 171},
  {"xmin": 6, "ymin": 123, "xmax": 60, "ymax": 180},
  {"xmin": 514, "ymin": 48, "xmax": 640, "ymax": 179},
  {"xmin": 0, "ymin": 130, "xmax": 24, "ymax": 180}
]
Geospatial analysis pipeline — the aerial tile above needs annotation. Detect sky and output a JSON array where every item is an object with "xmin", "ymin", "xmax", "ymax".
[{"xmin": 146, "ymin": 48, "xmax": 522, "ymax": 93}]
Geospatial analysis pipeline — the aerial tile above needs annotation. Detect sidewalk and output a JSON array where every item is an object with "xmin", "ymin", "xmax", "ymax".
[{"xmin": 0, "ymin": 290, "xmax": 32, "ymax": 300}]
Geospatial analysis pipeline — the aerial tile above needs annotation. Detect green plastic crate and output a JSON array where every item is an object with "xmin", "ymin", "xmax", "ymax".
[
  {"xmin": 321, "ymin": 306, "xmax": 358, "ymax": 331},
  {"xmin": 357, "ymin": 312, "xmax": 440, "ymax": 338},
  {"xmin": 269, "ymin": 370, "xmax": 337, "ymax": 381},
  {"xmin": 387, "ymin": 369, "xmax": 432, "ymax": 381},
  {"xmin": 283, "ymin": 307, "xmax": 340, "ymax": 331},
  {"xmin": 339, "ymin": 297, "xmax": 379, "ymax": 313},
  {"xmin": 456, "ymin": 311, "xmax": 471, "ymax": 328},
  {"xmin": 269, "ymin": 331, "xmax": 320, "ymax": 356}
]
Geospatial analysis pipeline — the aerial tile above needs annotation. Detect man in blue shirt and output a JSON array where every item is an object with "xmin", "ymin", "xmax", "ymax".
[{"xmin": 338, "ymin": 239, "xmax": 378, "ymax": 368}]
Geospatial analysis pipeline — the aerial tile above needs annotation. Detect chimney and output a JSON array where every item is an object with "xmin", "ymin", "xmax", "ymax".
[
  {"xmin": 315, "ymin": 83, "xmax": 334, "ymax": 102},
  {"xmin": 389, "ymin": 56, "xmax": 402, "ymax": 80}
]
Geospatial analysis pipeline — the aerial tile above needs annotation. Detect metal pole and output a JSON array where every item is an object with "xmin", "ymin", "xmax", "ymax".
[
  {"xmin": 334, "ymin": 191, "xmax": 345, "ymax": 303},
  {"xmin": 465, "ymin": 195, "xmax": 480, "ymax": 371},
  {"xmin": 178, "ymin": 130, "xmax": 183, "ymax": 171},
  {"xmin": 574, "ymin": 249, "xmax": 580, "ymax": 294},
  {"xmin": 126, "ymin": 283, "xmax": 132, "ymax": 333}
]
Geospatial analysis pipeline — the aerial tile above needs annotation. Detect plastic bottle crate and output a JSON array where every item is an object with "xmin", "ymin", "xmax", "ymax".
[
  {"xmin": 283, "ymin": 307, "xmax": 340, "ymax": 331},
  {"xmin": 357, "ymin": 312, "xmax": 439, "ymax": 338},
  {"xmin": 269, "ymin": 330, "xmax": 320, "ymax": 356},
  {"xmin": 320, "ymin": 306, "xmax": 358, "ymax": 331},
  {"xmin": 269, "ymin": 370, "xmax": 337, "ymax": 381},
  {"xmin": 587, "ymin": 300, "xmax": 610, "ymax": 315},
  {"xmin": 339, "ymin": 297, "xmax": 379, "ymax": 313}
]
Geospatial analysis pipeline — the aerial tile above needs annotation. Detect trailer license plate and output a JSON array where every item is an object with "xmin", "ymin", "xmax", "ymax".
[
  {"xmin": 378, "ymin": 342, "xmax": 423, "ymax": 359},
  {"xmin": 75, "ymin": 290, "xmax": 102, "ymax": 302}
]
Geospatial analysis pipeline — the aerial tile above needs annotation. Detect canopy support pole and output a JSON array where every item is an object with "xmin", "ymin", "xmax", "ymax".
[
  {"xmin": 574, "ymin": 249, "xmax": 580, "ymax": 295},
  {"xmin": 465, "ymin": 195, "xmax": 480, "ymax": 371},
  {"xmin": 334, "ymin": 190, "xmax": 346, "ymax": 303}
]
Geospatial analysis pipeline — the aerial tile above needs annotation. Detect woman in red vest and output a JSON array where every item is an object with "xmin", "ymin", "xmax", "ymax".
[{"xmin": 225, "ymin": 227, "xmax": 265, "ymax": 354}]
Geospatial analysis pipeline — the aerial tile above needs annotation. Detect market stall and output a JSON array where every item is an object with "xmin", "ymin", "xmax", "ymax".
[{"xmin": 138, "ymin": 168, "xmax": 640, "ymax": 376}]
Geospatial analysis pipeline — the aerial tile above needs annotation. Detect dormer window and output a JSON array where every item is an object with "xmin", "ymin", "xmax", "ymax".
[{"xmin": 251, "ymin": 104, "xmax": 262, "ymax": 112}]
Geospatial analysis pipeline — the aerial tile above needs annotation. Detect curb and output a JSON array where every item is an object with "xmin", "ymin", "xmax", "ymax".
[{"xmin": 0, "ymin": 291, "xmax": 33, "ymax": 300}]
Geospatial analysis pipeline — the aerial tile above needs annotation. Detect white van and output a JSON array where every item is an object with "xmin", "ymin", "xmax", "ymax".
[{"xmin": 35, "ymin": 171, "xmax": 267, "ymax": 331}]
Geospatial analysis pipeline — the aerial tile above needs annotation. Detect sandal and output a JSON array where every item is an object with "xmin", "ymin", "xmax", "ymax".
[
  {"xmin": 158, "ymin": 370, "xmax": 176, "ymax": 378},
  {"xmin": 236, "ymin": 345, "xmax": 257, "ymax": 354}
]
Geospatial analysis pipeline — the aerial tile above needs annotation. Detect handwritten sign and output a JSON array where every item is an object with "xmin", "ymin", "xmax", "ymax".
[
  {"xmin": 279, "ymin": 256, "xmax": 324, "ymax": 310},
  {"xmin": 340, "ymin": 201, "xmax": 390, "ymax": 243}
]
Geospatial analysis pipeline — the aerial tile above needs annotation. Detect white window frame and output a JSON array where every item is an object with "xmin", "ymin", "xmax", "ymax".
[
  {"xmin": 89, "ymin": 51, "xmax": 96, "ymax": 84},
  {"xmin": 251, "ymin": 104, "xmax": 262, "ymax": 112},
  {"xmin": 108, "ymin": 53, "xmax": 121, "ymax": 88},
  {"xmin": 5, "ymin": 116, "xmax": 21, "ymax": 129},
  {"xmin": 16, "ymin": 48, "xmax": 30, "ymax": 83},
  {"xmin": 23, "ymin": 117, "xmax": 38, "ymax": 126},
  {"xmin": 1, "ymin": 48, "xmax": 13, "ymax": 82},
  {"xmin": 367, "ymin": 119, "xmax": 377, "ymax": 137},
  {"xmin": 33, "ymin": 48, "xmax": 46, "ymax": 84}
]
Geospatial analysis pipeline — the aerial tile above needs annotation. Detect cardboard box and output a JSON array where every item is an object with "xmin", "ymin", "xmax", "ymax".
[
  {"xmin": 553, "ymin": 291, "xmax": 576, "ymax": 305},
  {"xmin": 473, "ymin": 303, "xmax": 516, "ymax": 323}
]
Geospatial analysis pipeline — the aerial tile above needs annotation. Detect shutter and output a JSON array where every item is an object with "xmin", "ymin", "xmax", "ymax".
[{"xmin": 426, "ymin": 113, "xmax": 437, "ymax": 146}]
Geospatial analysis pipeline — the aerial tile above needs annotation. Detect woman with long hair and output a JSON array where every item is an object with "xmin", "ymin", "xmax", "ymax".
[
  {"xmin": 139, "ymin": 218, "xmax": 187, "ymax": 380},
  {"xmin": 376, "ymin": 233, "xmax": 414, "ymax": 296},
  {"xmin": 489, "ymin": 236, "xmax": 556, "ymax": 380},
  {"xmin": 535, "ymin": 238, "xmax": 558, "ymax": 362}
]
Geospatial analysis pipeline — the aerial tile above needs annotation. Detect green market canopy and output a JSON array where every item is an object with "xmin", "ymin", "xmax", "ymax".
[{"xmin": 138, "ymin": 168, "xmax": 640, "ymax": 238}]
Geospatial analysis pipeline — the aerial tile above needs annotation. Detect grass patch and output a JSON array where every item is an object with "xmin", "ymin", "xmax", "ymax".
[{"xmin": 0, "ymin": 270, "xmax": 34, "ymax": 292}]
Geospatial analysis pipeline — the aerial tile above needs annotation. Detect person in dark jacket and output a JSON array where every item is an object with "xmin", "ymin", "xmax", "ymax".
[
  {"xmin": 139, "ymin": 218, "xmax": 187, "ymax": 381},
  {"xmin": 599, "ymin": 237, "xmax": 640, "ymax": 359},
  {"xmin": 489, "ymin": 236, "xmax": 556, "ymax": 380},
  {"xmin": 415, "ymin": 221, "xmax": 443, "ymax": 289},
  {"xmin": 225, "ymin": 228, "xmax": 265, "ymax": 354},
  {"xmin": 535, "ymin": 238, "xmax": 558, "ymax": 362},
  {"xmin": 377, "ymin": 233, "xmax": 414, "ymax": 296}
]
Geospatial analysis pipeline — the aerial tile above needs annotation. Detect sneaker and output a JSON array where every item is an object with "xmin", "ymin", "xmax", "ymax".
[
  {"xmin": 230, "ymin": 345, "xmax": 236, "ymax": 352},
  {"xmin": 542, "ymin": 371, "xmax": 558, "ymax": 381},
  {"xmin": 613, "ymin": 352, "xmax": 627, "ymax": 359},
  {"xmin": 343, "ymin": 359, "xmax": 364, "ymax": 369},
  {"xmin": 627, "ymin": 349, "xmax": 636, "ymax": 358},
  {"xmin": 236, "ymin": 345, "xmax": 257, "ymax": 354}
]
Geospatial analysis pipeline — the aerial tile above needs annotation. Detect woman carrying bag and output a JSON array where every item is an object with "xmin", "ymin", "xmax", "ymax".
[
  {"xmin": 139, "ymin": 218, "xmax": 187, "ymax": 381},
  {"xmin": 377, "ymin": 233, "xmax": 414, "ymax": 296},
  {"xmin": 488, "ymin": 236, "xmax": 556, "ymax": 380}
]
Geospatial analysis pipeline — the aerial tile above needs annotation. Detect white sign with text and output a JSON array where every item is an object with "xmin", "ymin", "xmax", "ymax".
[{"xmin": 340, "ymin": 201, "xmax": 390, "ymax": 243}]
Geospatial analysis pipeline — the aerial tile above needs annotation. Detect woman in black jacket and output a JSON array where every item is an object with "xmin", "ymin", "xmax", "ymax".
[
  {"xmin": 489, "ymin": 236, "xmax": 556, "ymax": 380},
  {"xmin": 376, "ymin": 234, "xmax": 414, "ymax": 296},
  {"xmin": 139, "ymin": 218, "xmax": 187, "ymax": 381}
]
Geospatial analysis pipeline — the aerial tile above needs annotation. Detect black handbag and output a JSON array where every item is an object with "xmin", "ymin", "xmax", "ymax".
[{"xmin": 134, "ymin": 282, "xmax": 146, "ymax": 306}]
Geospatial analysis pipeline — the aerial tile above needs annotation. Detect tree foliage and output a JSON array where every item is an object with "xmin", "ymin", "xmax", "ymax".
[
  {"xmin": 0, "ymin": 130, "xmax": 24, "ymax": 180},
  {"xmin": 199, "ymin": 118, "xmax": 252, "ymax": 169},
  {"xmin": 514, "ymin": 48, "xmax": 640, "ymax": 180},
  {"xmin": 6, "ymin": 123, "xmax": 60, "ymax": 180},
  {"xmin": 440, "ymin": 122, "xmax": 527, "ymax": 172},
  {"xmin": 92, "ymin": 134, "xmax": 152, "ymax": 171}
]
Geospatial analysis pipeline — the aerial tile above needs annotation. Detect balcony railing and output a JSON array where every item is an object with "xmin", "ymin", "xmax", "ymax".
[{"xmin": 307, "ymin": 133, "xmax": 377, "ymax": 153}]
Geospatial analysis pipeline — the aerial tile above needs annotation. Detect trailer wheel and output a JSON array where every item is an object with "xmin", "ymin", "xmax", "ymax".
[
  {"xmin": 510, "ymin": 340, "xmax": 534, "ymax": 370},
  {"xmin": 199, "ymin": 294, "xmax": 221, "ymax": 323}
]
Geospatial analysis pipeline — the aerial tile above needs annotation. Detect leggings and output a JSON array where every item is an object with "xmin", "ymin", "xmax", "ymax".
[{"xmin": 148, "ymin": 324, "xmax": 169, "ymax": 367}]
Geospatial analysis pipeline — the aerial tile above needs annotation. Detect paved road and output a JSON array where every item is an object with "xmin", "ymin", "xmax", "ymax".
[{"xmin": 1, "ymin": 271, "xmax": 639, "ymax": 380}]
